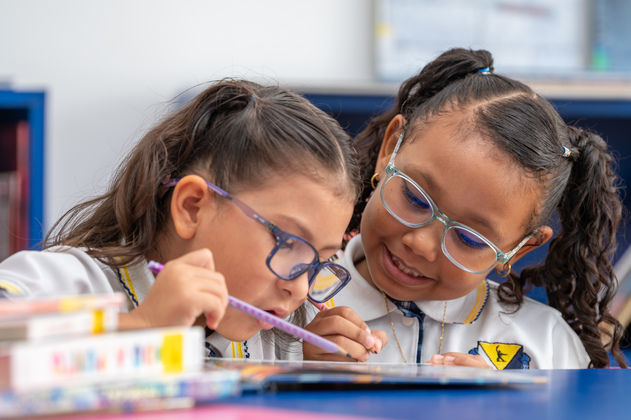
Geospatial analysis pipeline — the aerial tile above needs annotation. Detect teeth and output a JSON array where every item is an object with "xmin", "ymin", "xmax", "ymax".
[{"xmin": 391, "ymin": 255, "xmax": 422, "ymax": 277}]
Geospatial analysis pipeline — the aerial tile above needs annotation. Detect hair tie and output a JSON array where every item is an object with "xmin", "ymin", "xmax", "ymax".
[
  {"xmin": 158, "ymin": 175, "xmax": 172, "ymax": 198},
  {"xmin": 250, "ymin": 93, "xmax": 257, "ymax": 102},
  {"xmin": 562, "ymin": 146, "xmax": 571, "ymax": 158},
  {"xmin": 477, "ymin": 67, "xmax": 491, "ymax": 74}
]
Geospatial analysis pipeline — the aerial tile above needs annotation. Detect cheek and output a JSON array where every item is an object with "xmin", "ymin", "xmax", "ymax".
[
  {"xmin": 212, "ymin": 236, "xmax": 274, "ymax": 292},
  {"xmin": 288, "ymin": 299, "xmax": 304, "ymax": 315},
  {"xmin": 441, "ymin": 267, "xmax": 487, "ymax": 297},
  {"xmin": 222, "ymin": 252, "xmax": 272, "ymax": 294},
  {"xmin": 361, "ymin": 193, "xmax": 401, "ymax": 236}
]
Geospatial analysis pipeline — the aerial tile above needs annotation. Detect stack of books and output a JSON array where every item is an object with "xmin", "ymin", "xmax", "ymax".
[{"xmin": 0, "ymin": 292, "xmax": 241, "ymax": 418}]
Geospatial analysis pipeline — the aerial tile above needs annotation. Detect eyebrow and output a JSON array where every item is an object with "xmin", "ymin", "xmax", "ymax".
[
  {"xmin": 273, "ymin": 214, "xmax": 343, "ymax": 255},
  {"xmin": 403, "ymin": 165, "xmax": 503, "ymax": 241}
]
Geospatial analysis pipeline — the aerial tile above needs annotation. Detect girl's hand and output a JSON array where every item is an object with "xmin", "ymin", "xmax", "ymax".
[
  {"xmin": 428, "ymin": 352, "xmax": 492, "ymax": 369},
  {"xmin": 303, "ymin": 306, "xmax": 387, "ymax": 362},
  {"xmin": 119, "ymin": 249, "xmax": 228, "ymax": 330}
]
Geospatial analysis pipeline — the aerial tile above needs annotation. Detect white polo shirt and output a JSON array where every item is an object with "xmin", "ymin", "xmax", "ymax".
[
  {"xmin": 327, "ymin": 235, "xmax": 590, "ymax": 369},
  {"xmin": 0, "ymin": 247, "xmax": 282, "ymax": 360}
]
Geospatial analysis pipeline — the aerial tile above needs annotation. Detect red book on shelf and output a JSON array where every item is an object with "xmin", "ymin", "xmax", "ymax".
[{"xmin": 0, "ymin": 121, "xmax": 30, "ymax": 256}]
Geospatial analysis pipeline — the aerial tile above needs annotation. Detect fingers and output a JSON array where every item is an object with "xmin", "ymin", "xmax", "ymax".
[
  {"xmin": 135, "ymin": 249, "xmax": 228, "ymax": 329},
  {"xmin": 303, "ymin": 306, "xmax": 385, "ymax": 362},
  {"xmin": 428, "ymin": 352, "xmax": 492, "ymax": 369},
  {"xmin": 196, "ymin": 277, "xmax": 228, "ymax": 330},
  {"xmin": 370, "ymin": 329, "xmax": 388, "ymax": 354}
]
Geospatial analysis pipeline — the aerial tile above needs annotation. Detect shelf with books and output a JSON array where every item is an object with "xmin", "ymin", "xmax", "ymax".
[{"xmin": 0, "ymin": 89, "xmax": 45, "ymax": 258}]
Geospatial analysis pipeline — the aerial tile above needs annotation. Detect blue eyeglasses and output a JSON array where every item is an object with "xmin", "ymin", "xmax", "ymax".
[
  {"xmin": 164, "ymin": 178, "xmax": 351, "ymax": 303},
  {"xmin": 379, "ymin": 133, "xmax": 533, "ymax": 274}
]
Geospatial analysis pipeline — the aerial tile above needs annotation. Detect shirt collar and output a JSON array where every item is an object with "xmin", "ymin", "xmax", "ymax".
[
  {"xmin": 114, "ymin": 256, "xmax": 155, "ymax": 308},
  {"xmin": 416, "ymin": 280, "xmax": 488, "ymax": 324}
]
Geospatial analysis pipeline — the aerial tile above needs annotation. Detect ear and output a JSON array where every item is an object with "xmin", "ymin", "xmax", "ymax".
[
  {"xmin": 507, "ymin": 226, "xmax": 554, "ymax": 265},
  {"xmin": 375, "ymin": 114, "xmax": 406, "ymax": 175},
  {"xmin": 170, "ymin": 175, "xmax": 214, "ymax": 239}
]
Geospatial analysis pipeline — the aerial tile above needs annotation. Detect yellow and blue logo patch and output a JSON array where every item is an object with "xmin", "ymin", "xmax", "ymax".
[{"xmin": 469, "ymin": 341, "xmax": 531, "ymax": 369}]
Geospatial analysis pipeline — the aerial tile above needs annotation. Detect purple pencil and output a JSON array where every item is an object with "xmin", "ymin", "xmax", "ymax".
[{"xmin": 147, "ymin": 260, "xmax": 352, "ymax": 359}]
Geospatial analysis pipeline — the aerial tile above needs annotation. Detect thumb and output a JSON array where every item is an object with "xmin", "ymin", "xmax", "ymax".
[
  {"xmin": 372, "ymin": 329, "xmax": 388, "ymax": 353},
  {"xmin": 372, "ymin": 329, "xmax": 388, "ymax": 347}
]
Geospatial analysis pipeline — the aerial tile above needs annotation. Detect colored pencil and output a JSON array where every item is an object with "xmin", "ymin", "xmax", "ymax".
[{"xmin": 147, "ymin": 261, "xmax": 352, "ymax": 359}]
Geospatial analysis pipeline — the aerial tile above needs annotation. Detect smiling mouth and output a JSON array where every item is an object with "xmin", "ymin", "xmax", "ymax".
[{"xmin": 390, "ymin": 253, "xmax": 426, "ymax": 278}]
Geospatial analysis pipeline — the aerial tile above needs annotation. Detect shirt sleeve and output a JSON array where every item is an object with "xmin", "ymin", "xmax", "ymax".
[
  {"xmin": 0, "ymin": 247, "xmax": 114, "ymax": 297},
  {"xmin": 550, "ymin": 314, "xmax": 591, "ymax": 368}
]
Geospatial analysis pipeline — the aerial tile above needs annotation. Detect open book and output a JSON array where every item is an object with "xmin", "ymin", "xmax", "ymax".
[{"xmin": 205, "ymin": 358, "xmax": 547, "ymax": 391}]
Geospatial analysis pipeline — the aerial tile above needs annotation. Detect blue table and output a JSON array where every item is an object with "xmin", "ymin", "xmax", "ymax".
[{"xmin": 228, "ymin": 369, "xmax": 631, "ymax": 419}]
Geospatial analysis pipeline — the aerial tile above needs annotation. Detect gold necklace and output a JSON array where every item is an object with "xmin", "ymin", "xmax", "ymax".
[
  {"xmin": 439, "ymin": 300, "xmax": 447, "ymax": 354},
  {"xmin": 381, "ymin": 290, "xmax": 407, "ymax": 363},
  {"xmin": 380, "ymin": 290, "xmax": 447, "ymax": 362}
]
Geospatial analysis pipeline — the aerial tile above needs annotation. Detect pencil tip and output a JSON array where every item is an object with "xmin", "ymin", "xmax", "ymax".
[{"xmin": 335, "ymin": 348, "xmax": 354, "ymax": 359}]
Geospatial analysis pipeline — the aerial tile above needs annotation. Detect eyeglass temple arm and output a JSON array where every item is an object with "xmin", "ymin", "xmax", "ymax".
[
  {"xmin": 385, "ymin": 132, "xmax": 406, "ymax": 170},
  {"xmin": 502, "ymin": 233, "xmax": 535, "ymax": 262},
  {"xmin": 203, "ymin": 181, "xmax": 278, "ymax": 234},
  {"xmin": 386, "ymin": 130, "xmax": 405, "ymax": 173},
  {"xmin": 164, "ymin": 178, "xmax": 278, "ymax": 234}
]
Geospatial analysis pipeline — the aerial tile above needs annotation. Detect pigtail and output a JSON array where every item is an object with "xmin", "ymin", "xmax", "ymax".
[
  {"xmin": 348, "ymin": 48, "xmax": 494, "ymax": 235},
  {"xmin": 530, "ymin": 127, "xmax": 625, "ymax": 368}
]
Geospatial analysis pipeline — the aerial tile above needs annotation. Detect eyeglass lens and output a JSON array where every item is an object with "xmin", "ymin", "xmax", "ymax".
[
  {"xmin": 381, "ymin": 174, "xmax": 498, "ymax": 273},
  {"xmin": 268, "ymin": 236, "xmax": 349, "ymax": 302},
  {"xmin": 308, "ymin": 263, "xmax": 350, "ymax": 303}
]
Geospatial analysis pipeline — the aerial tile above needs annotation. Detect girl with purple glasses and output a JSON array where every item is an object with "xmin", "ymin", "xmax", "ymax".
[{"xmin": 0, "ymin": 79, "xmax": 386, "ymax": 360}]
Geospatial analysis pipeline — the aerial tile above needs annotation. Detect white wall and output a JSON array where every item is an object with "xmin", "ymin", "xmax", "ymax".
[{"xmin": 0, "ymin": 0, "xmax": 373, "ymax": 229}]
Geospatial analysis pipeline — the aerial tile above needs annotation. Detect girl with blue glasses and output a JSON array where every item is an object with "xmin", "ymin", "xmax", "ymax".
[
  {"xmin": 305, "ymin": 48, "xmax": 626, "ymax": 369},
  {"xmin": 0, "ymin": 79, "xmax": 371, "ymax": 360}
]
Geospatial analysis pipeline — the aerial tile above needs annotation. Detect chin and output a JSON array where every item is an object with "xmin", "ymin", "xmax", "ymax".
[
  {"xmin": 379, "ymin": 284, "xmax": 413, "ymax": 301},
  {"xmin": 214, "ymin": 322, "xmax": 260, "ymax": 342}
]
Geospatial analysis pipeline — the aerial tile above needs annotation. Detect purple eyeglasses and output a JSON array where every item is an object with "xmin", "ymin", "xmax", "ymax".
[{"xmin": 164, "ymin": 178, "xmax": 351, "ymax": 303}]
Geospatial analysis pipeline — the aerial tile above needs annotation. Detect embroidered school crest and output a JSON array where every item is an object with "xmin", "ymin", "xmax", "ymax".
[{"xmin": 469, "ymin": 341, "xmax": 531, "ymax": 369}]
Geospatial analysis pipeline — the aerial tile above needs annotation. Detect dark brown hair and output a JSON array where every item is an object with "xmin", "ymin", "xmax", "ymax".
[
  {"xmin": 351, "ymin": 48, "xmax": 626, "ymax": 368},
  {"xmin": 43, "ymin": 79, "xmax": 362, "ymax": 350},
  {"xmin": 45, "ymin": 79, "xmax": 361, "ymax": 262}
]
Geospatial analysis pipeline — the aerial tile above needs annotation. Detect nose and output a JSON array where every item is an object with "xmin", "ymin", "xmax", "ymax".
[
  {"xmin": 401, "ymin": 218, "xmax": 444, "ymax": 262},
  {"xmin": 277, "ymin": 270, "xmax": 311, "ymax": 301}
]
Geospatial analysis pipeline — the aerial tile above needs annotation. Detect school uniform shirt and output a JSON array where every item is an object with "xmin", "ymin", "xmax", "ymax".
[
  {"xmin": 0, "ymin": 246, "xmax": 284, "ymax": 360},
  {"xmin": 327, "ymin": 235, "xmax": 590, "ymax": 369}
]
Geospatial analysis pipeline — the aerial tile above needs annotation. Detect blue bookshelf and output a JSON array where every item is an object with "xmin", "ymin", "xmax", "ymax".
[{"xmin": 0, "ymin": 89, "xmax": 46, "ymax": 250}]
